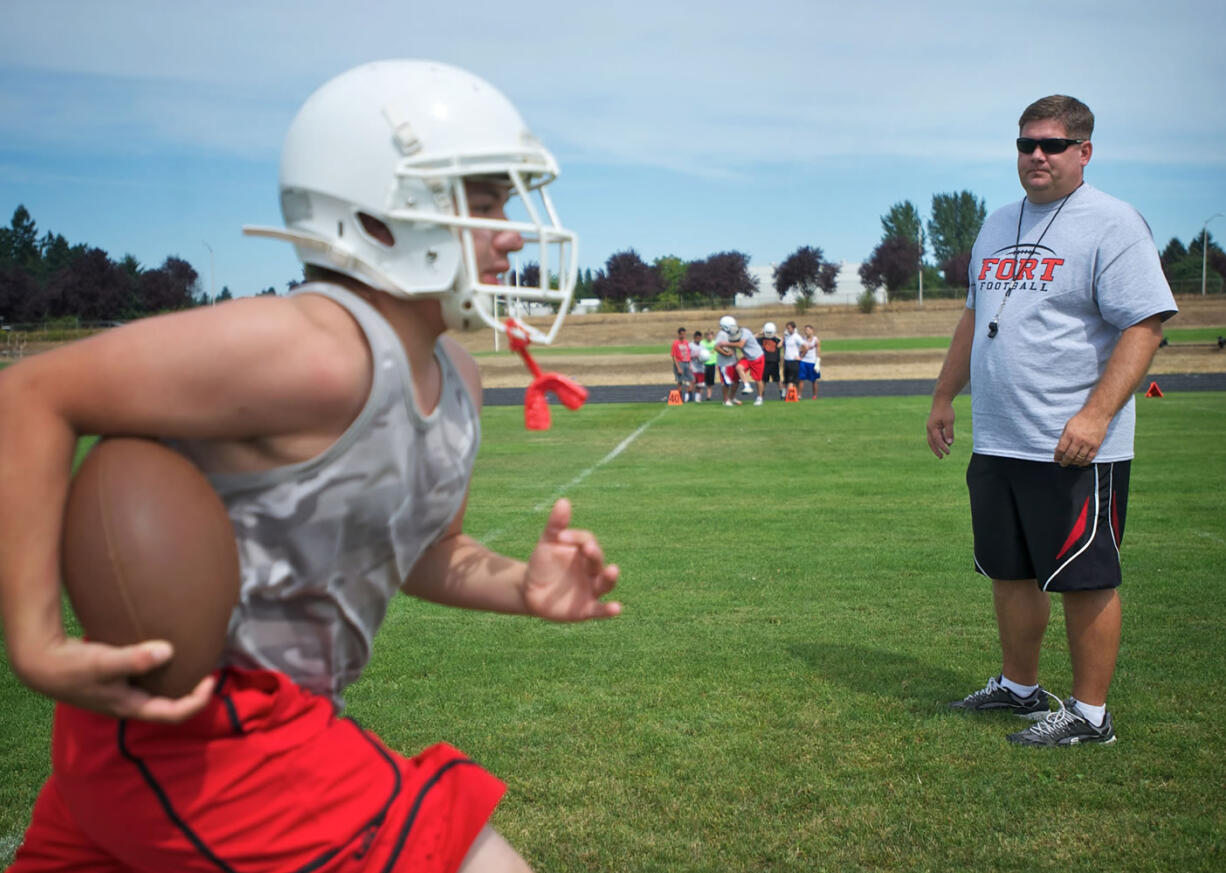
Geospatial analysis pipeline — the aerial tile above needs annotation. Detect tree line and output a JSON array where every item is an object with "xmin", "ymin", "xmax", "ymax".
[
  {"xmin": 5, "ymin": 194, "xmax": 1221, "ymax": 328},
  {"xmin": 0, "ymin": 206, "xmax": 280, "ymax": 327},
  {"xmin": 857, "ymin": 191, "xmax": 986, "ymax": 303},
  {"xmin": 1159, "ymin": 233, "xmax": 1226, "ymax": 295},
  {"xmin": 583, "ymin": 191, "xmax": 990, "ymax": 313}
]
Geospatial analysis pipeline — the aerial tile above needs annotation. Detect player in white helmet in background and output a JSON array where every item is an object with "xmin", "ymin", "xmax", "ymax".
[
  {"xmin": 713, "ymin": 315, "xmax": 742, "ymax": 406},
  {"xmin": 715, "ymin": 314, "xmax": 766, "ymax": 406},
  {"xmin": 757, "ymin": 322, "xmax": 784, "ymax": 399},
  {"xmin": 0, "ymin": 60, "xmax": 619, "ymax": 873}
]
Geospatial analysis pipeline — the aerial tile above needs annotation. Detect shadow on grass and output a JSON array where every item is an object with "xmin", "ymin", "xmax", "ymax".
[{"xmin": 788, "ymin": 642, "xmax": 982, "ymax": 716}]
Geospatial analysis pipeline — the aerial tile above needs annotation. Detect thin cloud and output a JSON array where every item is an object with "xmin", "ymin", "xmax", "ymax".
[{"xmin": 2, "ymin": 0, "xmax": 1223, "ymax": 292}]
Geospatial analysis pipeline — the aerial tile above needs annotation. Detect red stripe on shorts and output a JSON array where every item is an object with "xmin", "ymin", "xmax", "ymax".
[{"xmin": 1055, "ymin": 496, "xmax": 1090, "ymax": 561}]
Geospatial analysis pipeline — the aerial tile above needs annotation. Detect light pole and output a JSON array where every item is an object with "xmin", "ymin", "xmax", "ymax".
[
  {"xmin": 1202, "ymin": 213, "xmax": 1223, "ymax": 296},
  {"xmin": 203, "ymin": 241, "xmax": 216, "ymax": 304}
]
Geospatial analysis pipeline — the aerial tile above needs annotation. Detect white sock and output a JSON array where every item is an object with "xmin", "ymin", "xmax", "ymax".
[
  {"xmin": 1000, "ymin": 675, "xmax": 1038, "ymax": 699},
  {"xmin": 1072, "ymin": 698, "xmax": 1106, "ymax": 727}
]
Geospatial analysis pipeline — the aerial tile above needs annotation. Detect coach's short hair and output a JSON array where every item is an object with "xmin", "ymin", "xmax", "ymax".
[{"xmin": 1019, "ymin": 95, "xmax": 1094, "ymax": 140}]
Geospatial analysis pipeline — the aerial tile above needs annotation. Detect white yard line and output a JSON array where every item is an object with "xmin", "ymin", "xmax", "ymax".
[
  {"xmin": 2, "ymin": 831, "xmax": 22, "ymax": 866},
  {"xmin": 480, "ymin": 410, "xmax": 665, "ymax": 545}
]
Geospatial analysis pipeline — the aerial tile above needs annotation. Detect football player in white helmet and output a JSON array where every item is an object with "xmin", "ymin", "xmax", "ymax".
[
  {"xmin": 0, "ymin": 60, "xmax": 619, "ymax": 873},
  {"xmin": 715, "ymin": 313, "xmax": 767, "ymax": 406},
  {"xmin": 757, "ymin": 322, "xmax": 784, "ymax": 398},
  {"xmin": 713, "ymin": 315, "xmax": 743, "ymax": 406}
]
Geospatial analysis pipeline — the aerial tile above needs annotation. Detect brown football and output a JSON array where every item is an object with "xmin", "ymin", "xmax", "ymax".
[{"xmin": 61, "ymin": 437, "xmax": 240, "ymax": 698}]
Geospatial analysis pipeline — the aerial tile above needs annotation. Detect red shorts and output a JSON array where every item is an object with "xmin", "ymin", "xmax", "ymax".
[
  {"xmin": 10, "ymin": 668, "xmax": 504, "ymax": 873},
  {"xmin": 740, "ymin": 356, "xmax": 765, "ymax": 381}
]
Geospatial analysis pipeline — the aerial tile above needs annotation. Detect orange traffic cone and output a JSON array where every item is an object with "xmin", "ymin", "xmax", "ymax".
[
  {"xmin": 785, "ymin": 384, "xmax": 799, "ymax": 402},
  {"xmin": 667, "ymin": 389, "xmax": 683, "ymax": 405},
  {"xmin": 1145, "ymin": 381, "xmax": 1163, "ymax": 398}
]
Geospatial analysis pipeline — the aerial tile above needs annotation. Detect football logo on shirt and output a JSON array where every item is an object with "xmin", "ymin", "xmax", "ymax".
[{"xmin": 976, "ymin": 244, "xmax": 1066, "ymax": 294}]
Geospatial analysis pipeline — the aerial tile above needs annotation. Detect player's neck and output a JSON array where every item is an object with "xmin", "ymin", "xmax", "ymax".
[{"xmin": 356, "ymin": 290, "xmax": 446, "ymax": 414}]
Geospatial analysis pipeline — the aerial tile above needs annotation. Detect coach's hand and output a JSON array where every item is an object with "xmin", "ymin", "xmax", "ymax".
[
  {"xmin": 1054, "ymin": 409, "xmax": 1109, "ymax": 467},
  {"xmin": 15, "ymin": 636, "xmax": 215, "ymax": 722},
  {"xmin": 523, "ymin": 499, "xmax": 621, "ymax": 622},
  {"xmin": 926, "ymin": 399, "xmax": 957, "ymax": 459}
]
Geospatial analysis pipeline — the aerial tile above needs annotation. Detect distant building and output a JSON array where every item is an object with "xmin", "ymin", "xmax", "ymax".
[
  {"xmin": 737, "ymin": 262, "xmax": 883, "ymax": 308},
  {"xmin": 570, "ymin": 297, "xmax": 602, "ymax": 315}
]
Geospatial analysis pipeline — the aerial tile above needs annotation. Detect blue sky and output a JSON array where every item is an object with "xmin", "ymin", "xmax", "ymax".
[{"xmin": 2, "ymin": 0, "xmax": 1224, "ymax": 298}]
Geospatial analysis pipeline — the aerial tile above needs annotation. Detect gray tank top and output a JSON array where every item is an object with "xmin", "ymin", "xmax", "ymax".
[{"xmin": 175, "ymin": 284, "xmax": 480, "ymax": 708}]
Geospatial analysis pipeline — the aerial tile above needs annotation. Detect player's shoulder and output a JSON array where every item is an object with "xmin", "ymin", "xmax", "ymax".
[{"xmin": 284, "ymin": 290, "xmax": 362, "ymax": 335}]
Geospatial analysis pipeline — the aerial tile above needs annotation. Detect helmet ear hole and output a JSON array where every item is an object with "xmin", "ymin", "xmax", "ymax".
[{"xmin": 357, "ymin": 212, "xmax": 395, "ymax": 247}]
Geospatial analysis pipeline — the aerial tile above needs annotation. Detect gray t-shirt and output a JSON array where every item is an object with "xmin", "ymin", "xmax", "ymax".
[{"xmin": 967, "ymin": 183, "xmax": 1176, "ymax": 462}]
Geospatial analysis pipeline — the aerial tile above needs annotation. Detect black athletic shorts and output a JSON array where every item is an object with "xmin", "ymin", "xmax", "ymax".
[
  {"xmin": 966, "ymin": 453, "xmax": 1130, "ymax": 592},
  {"xmin": 763, "ymin": 360, "xmax": 781, "ymax": 382},
  {"xmin": 783, "ymin": 361, "xmax": 799, "ymax": 382}
]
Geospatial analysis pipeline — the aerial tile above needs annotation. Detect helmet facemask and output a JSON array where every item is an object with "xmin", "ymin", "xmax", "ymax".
[{"xmin": 417, "ymin": 162, "xmax": 578, "ymax": 343}]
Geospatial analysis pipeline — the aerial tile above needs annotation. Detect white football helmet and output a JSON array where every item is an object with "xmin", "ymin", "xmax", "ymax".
[
  {"xmin": 244, "ymin": 60, "xmax": 577, "ymax": 343},
  {"xmin": 719, "ymin": 315, "xmax": 739, "ymax": 338},
  {"xmin": 762, "ymin": 322, "xmax": 777, "ymax": 337}
]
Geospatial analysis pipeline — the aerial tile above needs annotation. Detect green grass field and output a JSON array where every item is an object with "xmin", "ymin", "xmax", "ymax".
[{"xmin": 2, "ymin": 393, "xmax": 1224, "ymax": 871}]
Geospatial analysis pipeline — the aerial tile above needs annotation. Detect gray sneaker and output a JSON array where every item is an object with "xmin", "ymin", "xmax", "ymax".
[
  {"xmin": 949, "ymin": 675, "xmax": 1050, "ymax": 720},
  {"xmin": 1007, "ymin": 698, "xmax": 1116, "ymax": 746}
]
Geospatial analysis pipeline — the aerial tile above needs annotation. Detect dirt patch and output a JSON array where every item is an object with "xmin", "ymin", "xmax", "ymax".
[
  {"xmin": 460, "ymin": 296, "xmax": 1226, "ymax": 387},
  {"xmin": 471, "ymin": 343, "xmax": 1226, "ymax": 388}
]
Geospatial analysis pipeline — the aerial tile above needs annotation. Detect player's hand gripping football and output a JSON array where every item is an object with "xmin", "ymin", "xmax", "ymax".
[
  {"xmin": 18, "ymin": 636, "xmax": 215, "ymax": 722},
  {"xmin": 523, "ymin": 499, "xmax": 621, "ymax": 622}
]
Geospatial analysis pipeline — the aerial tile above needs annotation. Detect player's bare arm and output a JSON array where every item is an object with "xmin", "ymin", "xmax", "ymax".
[
  {"xmin": 926, "ymin": 307, "xmax": 975, "ymax": 459},
  {"xmin": 0, "ymin": 295, "xmax": 372, "ymax": 718},
  {"xmin": 403, "ymin": 498, "xmax": 621, "ymax": 622},
  {"xmin": 1054, "ymin": 314, "xmax": 1164, "ymax": 467},
  {"xmin": 401, "ymin": 340, "xmax": 619, "ymax": 621}
]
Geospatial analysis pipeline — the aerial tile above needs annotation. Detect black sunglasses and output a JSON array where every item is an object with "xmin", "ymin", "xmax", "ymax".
[{"xmin": 1016, "ymin": 137, "xmax": 1086, "ymax": 155}]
